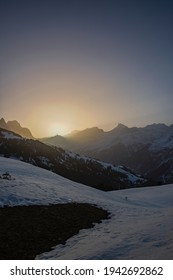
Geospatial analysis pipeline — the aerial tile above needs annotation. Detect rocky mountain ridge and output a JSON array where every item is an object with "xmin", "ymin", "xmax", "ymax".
[{"xmin": 0, "ymin": 118, "xmax": 34, "ymax": 139}]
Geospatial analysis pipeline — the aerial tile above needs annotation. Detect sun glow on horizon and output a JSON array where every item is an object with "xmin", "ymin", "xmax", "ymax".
[
  {"xmin": 47, "ymin": 122, "xmax": 70, "ymax": 137},
  {"xmin": 23, "ymin": 100, "xmax": 93, "ymax": 138}
]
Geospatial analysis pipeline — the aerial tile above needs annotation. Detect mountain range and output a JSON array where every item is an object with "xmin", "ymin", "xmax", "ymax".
[
  {"xmin": 1, "ymin": 117, "xmax": 173, "ymax": 185},
  {"xmin": 42, "ymin": 123, "xmax": 173, "ymax": 184},
  {"xmin": 0, "ymin": 127, "xmax": 149, "ymax": 191}
]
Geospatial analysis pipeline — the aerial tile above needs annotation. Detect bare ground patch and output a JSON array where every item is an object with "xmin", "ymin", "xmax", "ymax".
[{"xmin": 0, "ymin": 203, "xmax": 109, "ymax": 259}]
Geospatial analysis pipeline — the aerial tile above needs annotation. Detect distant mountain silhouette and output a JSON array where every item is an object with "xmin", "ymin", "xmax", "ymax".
[
  {"xmin": 0, "ymin": 118, "xmax": 34, "ymax": 139},
  {"xmin": 42, "ymin": 123, "xmax": 173, "ymax": 184},
  {"xmin": 0, "ymin": 127, "xmax": 150, "ymax": 191},
  {"xmin": 1, "ymin": 117, "xmax": 173, "ymax": 185}
]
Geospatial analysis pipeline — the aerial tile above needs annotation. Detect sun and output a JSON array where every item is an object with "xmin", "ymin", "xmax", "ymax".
[{"xmin": 48, "ymin": 122, "xmax": 69, "ymax": 136}]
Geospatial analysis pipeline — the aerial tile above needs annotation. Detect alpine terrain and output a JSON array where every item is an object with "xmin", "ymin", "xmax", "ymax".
[{"xmin": 42, "ymin": 123, "xmax": 173, "ymax": 184}]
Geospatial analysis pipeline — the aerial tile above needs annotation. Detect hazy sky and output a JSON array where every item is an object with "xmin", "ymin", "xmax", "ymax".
[{"xmin": 0, "ymin": 0, "xmax": 173, "ymax": 137}]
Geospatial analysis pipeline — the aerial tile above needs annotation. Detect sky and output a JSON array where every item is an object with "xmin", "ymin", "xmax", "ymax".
[{"xmin": 0, "ymin": 0, "xmax": 173, "ymax": 137}]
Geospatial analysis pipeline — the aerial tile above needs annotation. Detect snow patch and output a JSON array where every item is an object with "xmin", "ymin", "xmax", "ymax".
[
  {"xmin": 0, "ymin": 156, "xmax": 173, "ymax": 260},
  {"xmin": 1, "ymin": 131, "xmax": 22, "ymax": 140}
]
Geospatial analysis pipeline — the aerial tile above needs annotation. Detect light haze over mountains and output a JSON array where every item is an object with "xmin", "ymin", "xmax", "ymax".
[
  {"xmin": 1, "ymin": 0, "xmax": 173, "ymax": 137},
  {"xmin": 1, "ymin": 117, "xmax": 173, "ymax": 185}
]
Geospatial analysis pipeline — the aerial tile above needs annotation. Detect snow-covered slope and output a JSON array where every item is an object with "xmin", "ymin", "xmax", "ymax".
[
  {"xmin": 0, "ymin": 156, "xmax": 173, "ymax": 260},
  {"xmin": 0, "ymin": 130, "xmax": 22, "ymax": 140},
  {"xmin": 0, "ymin": 157, "xmax": 105, "ymax": 207},
  {"xmin": 0, "ymin": 128, "xmax": 149, "ymax": 190}
]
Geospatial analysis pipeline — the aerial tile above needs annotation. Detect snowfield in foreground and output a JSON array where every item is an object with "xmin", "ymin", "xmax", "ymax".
[{"xmin": 0, "ymin": 156, "xmax": 173, "ymax": 260}]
